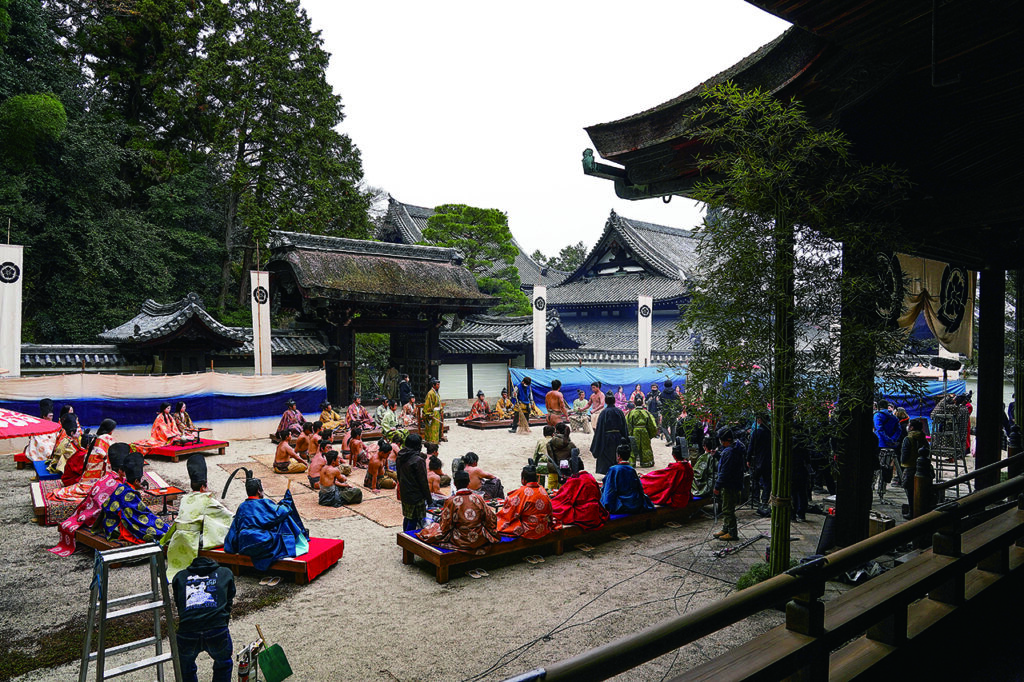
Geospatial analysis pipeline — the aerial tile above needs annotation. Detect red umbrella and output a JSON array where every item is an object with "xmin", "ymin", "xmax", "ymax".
[{"xmin": 0, "ymin": 408, "xmax": 61, "ymax": 439}]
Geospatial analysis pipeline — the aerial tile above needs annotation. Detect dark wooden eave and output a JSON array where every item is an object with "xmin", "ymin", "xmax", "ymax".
[{"xmin": 584, "ymin": 2, "xmax": 1024, "ymax": 270}]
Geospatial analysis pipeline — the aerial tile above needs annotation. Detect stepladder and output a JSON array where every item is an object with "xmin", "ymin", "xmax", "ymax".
[{"xmin": 79, "ymin": 543, "xmax": 182, "ymax": 681}]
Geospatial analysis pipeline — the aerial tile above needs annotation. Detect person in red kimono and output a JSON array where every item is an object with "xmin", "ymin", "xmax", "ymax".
[
  {"xmin": 497, "ymin": 466, "xmax": 561, "ymax": 539},
  {"xmin": 641, "ymin": 443, "xmax": 695, "ymax": 509},
  {"xmin": 550, "ymin": 459, "xmax": 608, "ymax": 530},
  {"xmin": 467, "ymin": 391, "xmax": 490, "ymax": 421},
  {"xmin": 133, "ymin": 402, "xmax": 181, "ymax": 455}
]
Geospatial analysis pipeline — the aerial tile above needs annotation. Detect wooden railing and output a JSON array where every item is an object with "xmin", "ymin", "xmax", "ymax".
[{"xmin": 504, "ymin": 463, "xmax": 1024, "ymax": 682}]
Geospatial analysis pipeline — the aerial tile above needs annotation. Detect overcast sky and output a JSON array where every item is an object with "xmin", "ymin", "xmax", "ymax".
[{"xmin": 301, "ymin": 1, "xmax": 789, "ymax": 257}]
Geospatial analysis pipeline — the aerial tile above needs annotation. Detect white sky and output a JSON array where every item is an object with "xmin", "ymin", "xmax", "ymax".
[{"xmin": 301, "ymin": 0, "xmax": 790, "ymax": 257}]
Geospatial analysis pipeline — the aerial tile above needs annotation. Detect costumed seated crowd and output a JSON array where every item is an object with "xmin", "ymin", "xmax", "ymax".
[{"xmin": 413, "ymin": 434, "xmax": 699, "ymax": 553}]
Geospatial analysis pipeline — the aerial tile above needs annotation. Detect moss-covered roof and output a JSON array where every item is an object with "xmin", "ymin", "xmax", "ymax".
[{"xmin": 268, "ymin": 230, "xmax": 494, "ymax": 309}]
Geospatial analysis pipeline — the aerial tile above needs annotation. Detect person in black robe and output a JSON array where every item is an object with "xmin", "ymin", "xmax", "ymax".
[
  {"xmin": 591, "ymin": 392, "xmax": 627, "ymax": 475},
  {"xmin": 398, "ymin": 374, "xmax": 415, "ymax": 408}
]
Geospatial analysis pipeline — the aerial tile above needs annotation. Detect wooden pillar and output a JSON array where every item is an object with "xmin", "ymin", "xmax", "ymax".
[
  {"xmin": 329, "ymin": 325, "xmax": 355, "ymax": 406},
  {"xmin": 834, "ymin": 242, "xmax": 876, "ymax": 547},
  {"xmin": 1015, "ymin": 271, "xmax": 1023, "ymax": 431},
  {"xmin": 976, "ymin": 268, "xmax": 1005, "ymax": 488}
]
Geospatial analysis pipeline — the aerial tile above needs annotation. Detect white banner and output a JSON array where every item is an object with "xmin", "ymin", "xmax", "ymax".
[
  {"xmin": 250, "ymin": 271, "xmax": 272, "ymax": 375},
  {"xmin": 0, "ymin": 245, "xmax": 23, "ymax": 377},
  {"xmin": 638, "ymin": 295, "xmax": 653, "ymax": 367},
  {"xmin": 532, "ymin": 285, "xmax": 547, "ymax": 370},
  {"xmin": 0, "ymin": 369, "xmax": 326, "ymax": 402}
]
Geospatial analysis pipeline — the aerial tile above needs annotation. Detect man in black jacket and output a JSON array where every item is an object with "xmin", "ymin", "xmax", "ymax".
[
  {"xmin": 748, "ymin": 415, "xmax": 772, "ymax": 516},
  {"xmin": 172, "ymin": 556, "xmax": 236, "ymax": 682},
  {"xmin": 397, "ymin": 433, "xmax": 431, "ymax": 531},
  {"xmin": 714, "ymin": 427, "xmax": 746, "ymax": 541}
]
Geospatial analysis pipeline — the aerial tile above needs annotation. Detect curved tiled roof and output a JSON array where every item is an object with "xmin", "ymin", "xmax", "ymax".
[
  {"xmin": 98, "ymin": 293, "xmax": 245, "ymax": 347},
  {"xmin": 439, "ymin": 312, "xmax": 582, "ymax": 357},
  {"xmin": 21, "ymin": 344, "xmax": 138, "ymax": 370},
  {"xmin": 547, "ymin": 273, "xmax": 687, "ymax": 307},
  {"xmin": 215, "ymin": 330, "xmax": 329, "ymax": 357}
]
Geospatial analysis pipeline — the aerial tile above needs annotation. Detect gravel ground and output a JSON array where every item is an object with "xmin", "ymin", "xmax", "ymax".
[{"xmin": 0, "ymin": 421, "xmax": 916, "ymax": 681}]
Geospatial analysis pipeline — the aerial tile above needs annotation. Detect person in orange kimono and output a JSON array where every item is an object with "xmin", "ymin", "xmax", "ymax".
[
  {"xmin": 641, "ymin": 443, "xmax": 695, "ymax": 509},
  {"xmin": 419, "ymin": 470, "xmax": 500, "ymax": 553},
  {"xmin": 467, "ymin": 391, "xmax": 490, "ymax": 421},
  {"xmin": 550, "ymin": 459, "xmax": 608, "ymax": 530},
  {"xmin": 497, "ymin": 466, "xmax": 561, "ymax": 539},
  {"xmin": 47, "ymin": 419, "xmax": 117, "ymax": 503},
  {"xmin": 133, "ymin": 402, "xmax": 182, "ymax": 455}
]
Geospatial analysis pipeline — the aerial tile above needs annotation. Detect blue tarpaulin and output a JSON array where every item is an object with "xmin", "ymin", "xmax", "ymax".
[
  {"xmin": 508, "ymin": 367, "xmax": 686, "ymax": 411},
  {"xmin": 879, "ymin": 378, "xmax": 965, "ymax": 420}
]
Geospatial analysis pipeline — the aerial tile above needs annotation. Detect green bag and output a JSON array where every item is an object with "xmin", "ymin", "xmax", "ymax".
[{"xmin": 258, "ymin": 643, "xmax": 293, "ymax": 682}]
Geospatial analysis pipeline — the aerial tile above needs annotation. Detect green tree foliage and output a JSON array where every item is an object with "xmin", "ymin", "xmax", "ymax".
[
  {"xmin": 423, "ymin": 204, "xmax": 530, "ymax": 315},
  {"xmin": 0, "ymin": 93, "xmax": 66, "ymax": 162},
  {"xmin": 682, "ymin": 82, "xmax": 910, "ymax": 573},
  {"xmin": 531, "ymin": 240, "xmax": 588, "ymax": 272},
  {"xmin": 0, "ymin": 0, "xmax": 372, "ymax": 342}
]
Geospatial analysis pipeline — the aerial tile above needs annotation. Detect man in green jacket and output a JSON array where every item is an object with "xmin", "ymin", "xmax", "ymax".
[{"xmin": 626, "ymin": 396, "xmax": 659, "ymax": 467}]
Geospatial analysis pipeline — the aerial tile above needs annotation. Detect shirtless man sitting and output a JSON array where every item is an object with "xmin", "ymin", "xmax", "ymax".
[
  {"xmin": 295, "ymin": 424, "xmax": 314, "ymax": 463},
  {"xmin": 319, "ymin": 451, "xmax": 361, "ymax": 506},
  {"xmin": 307, "ymin": 443, "xmax": 327, "ymax": 490},
  {"xmin": 274, "ymin": 437, "xmax": 307, "ymax": 474},
  {"xmin": 427, "ymin": 455, "xmax": 448, "ymax": 506},
  {"xmin": 371, "ymin": 440, "xmax": 398, "ymax": 489},
  {"xmin": 349, "ymin": 427, "xmax": 365, "ymax": 469},
  {"xmin": 461, "ymin": 452, "xmax": 503, "ymax": 500},
  {"xmin": 365, "ymin": 441, "xmax": 387, "ymax": 492}
]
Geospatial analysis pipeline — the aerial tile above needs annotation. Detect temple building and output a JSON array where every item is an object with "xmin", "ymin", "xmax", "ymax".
[{"xmin": 379, "ymin": 197, "xmax": 699, "ymax": 382}]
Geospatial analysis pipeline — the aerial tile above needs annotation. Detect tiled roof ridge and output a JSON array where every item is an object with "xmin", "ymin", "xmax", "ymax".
[
  {"xmin": 611, "ymin": 212, "xmax": 688, "ymax": 280},
  {"xmin": 100, "ymin": 293, "xmax": 246, "ymax": 344},
  {"xmin": 269, "ymin": 230, "xmax": 462, "ymax": 264}
]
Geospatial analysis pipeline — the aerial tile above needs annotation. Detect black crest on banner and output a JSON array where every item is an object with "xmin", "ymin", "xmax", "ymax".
[
  {"xmin": 0, "ymin": 261, "xmax": 20, "ymax": 284},
  {"xmin": 875, "ymin": 252, "xmax": 903, "ymax": 325},
  {"xmin": 534, "ymin": 296, "xmax": 546, "ymax": 311},
  {"xmin": 937, "ymin": 264, "xmax": 969, "ymax": 333},
  {"xmin": 639, "ymin": 304, "xmax": 652, "ymax": 318},
  {"xmin": 253, "ymin": 285, "xmax": 269, "ymax": 305}
]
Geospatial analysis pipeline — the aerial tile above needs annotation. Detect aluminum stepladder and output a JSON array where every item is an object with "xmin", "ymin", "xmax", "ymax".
[{"xmin": 79, "ymin": 543, "xmax": 182, "ymax": 681}]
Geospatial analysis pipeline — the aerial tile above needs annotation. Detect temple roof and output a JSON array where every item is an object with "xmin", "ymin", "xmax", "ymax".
[
  {"xmin": 377, "ymin": 196, "xmax": 569, "ymax": 288},
  {"xmin": 439, "ymin": 312, "xmax": 582, "ymax": 357},
  {"xmin": 583, "ymin": 4, "xmax": 1024, "ymax": 269},
  {"xmin": 215, "ymin": 329, "xmax": 328, "ymax": 357},
  {"xmin": 552, "ymin": 315, "xmax": 692, "ymax": 365},
  {"xmin": 21, "ymin": 344, "xmax": 138, "ymax": 370},
  {"xmin": 547, "ymin": 211, "xmax": 694, "ymax": 307},
  {"xmin": 267, "ymin": 230, "xmax": 494, "ymax": 310},
  {"xmin": 98, "ymin": 293, "xmax": 245, "ymax": 349}
]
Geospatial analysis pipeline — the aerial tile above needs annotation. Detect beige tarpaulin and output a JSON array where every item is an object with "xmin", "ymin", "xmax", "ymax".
[{"xmin": 895, "ymin": 254, "xmax": 975, "ymax": 358}]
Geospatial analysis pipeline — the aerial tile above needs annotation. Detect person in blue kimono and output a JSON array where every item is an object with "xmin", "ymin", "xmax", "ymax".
[
  {"xmin": 98, "ymin": 450, "xmax": 170, "ymax": 543},
  {"xmin": 600, "ymin": 443, "xmax": 654, "ymax": 515},
  {"xmin": 223, "ymin": 470, "xmax": 309, "ymax": 571}
]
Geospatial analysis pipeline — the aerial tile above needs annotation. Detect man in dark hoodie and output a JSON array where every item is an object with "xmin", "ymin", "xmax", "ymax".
[
  {"xmin": 172, "ymin": 556, "xmax": 235, "ymax": 682},
  {"xmin": 714, "ymin": 427, "xmax": 746, "ymax": 541},
  {"xmin": 397, "ymin": 433, "xmax": 431, "ymax": 531}
]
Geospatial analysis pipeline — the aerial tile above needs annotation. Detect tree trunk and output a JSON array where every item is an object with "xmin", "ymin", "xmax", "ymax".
[
  {"xmin": 769, "ymin": 216, "xmax": 796, "ymax": 575},
  {"xmin": 217, "ymin": 189, "xmax": 240, "ymax": 315},
  {"xmin": 236, "ymin": 246, "xmax": 254, "ymax": 308}
]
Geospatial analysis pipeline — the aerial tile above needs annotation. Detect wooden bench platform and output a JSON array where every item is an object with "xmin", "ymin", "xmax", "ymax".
[
  {"xmin": 201, "ymin": 537, "xmax": 345, "ymax": 585},
  {"xmin": 72, "ymin": 529, "xmax": 344, "ymax": 584},
  {"xmin": 456, "ymin": 417, "xmax": 549, "ymax": 430},
  {"xmin": 31, "ymin": 471, "xmax": 176, "ymax": 525},
  {"xmin": 144, "ymin": 439, "xmax": 229, "ymax": 462},
  {"xmin": 398, "ymin": 496, "xmax": 710, "ymax": 583}
]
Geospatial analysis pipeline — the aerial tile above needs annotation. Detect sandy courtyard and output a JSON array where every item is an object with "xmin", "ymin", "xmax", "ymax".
[{"xmin": 0, "ymin": 419, "xmax": 866, "ymax": 681}]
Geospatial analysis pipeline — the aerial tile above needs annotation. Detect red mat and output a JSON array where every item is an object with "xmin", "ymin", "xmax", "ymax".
[
  {"xmin": 296, "ymin": 537, "xmax": 346, "ymax": 582},
  {"xmin": 145, "ymin": 439, "xmax": 229, "ymax": 459}
]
